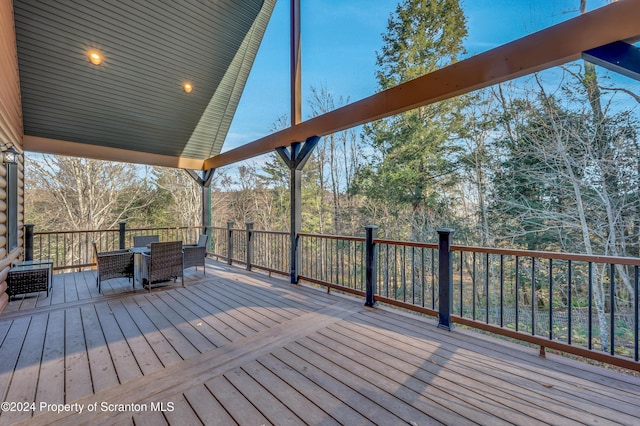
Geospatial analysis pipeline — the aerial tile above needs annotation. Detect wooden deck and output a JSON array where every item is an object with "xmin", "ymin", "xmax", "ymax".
[{"xmin": 0, "ymin": 260, "xmax": 638, "ymax": 425}]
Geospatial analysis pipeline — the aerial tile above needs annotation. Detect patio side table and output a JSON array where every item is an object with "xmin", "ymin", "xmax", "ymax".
[
  {"xmin": 17, "ymin": 259, "xmax": 54, "ymax": 290},
  {"xmin": 7, "ymin": 262, "xmax": 51, "ymax": 298}
]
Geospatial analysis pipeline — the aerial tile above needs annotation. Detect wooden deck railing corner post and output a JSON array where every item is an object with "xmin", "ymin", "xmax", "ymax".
[
  {"xmin": 227, "ymin": 221, "xmax": 234, "ymax": 265},
  {"xmin": 245, "ymin": 222, "xmax": 254, "ymax": 271},
  {"xmin": 118, "ymin": 221, "xmax": 126, "ymax": 250},
  {"xmin": 24, "ymin": 223, "xmax": 34, "ymax": 261},
  {"xmin": 365, "ymin": 225, "xmax": 379, "ymax": 307},
  {"xmin": 437, "ymin": 228, "xmax": 455, "ymax": 331}
]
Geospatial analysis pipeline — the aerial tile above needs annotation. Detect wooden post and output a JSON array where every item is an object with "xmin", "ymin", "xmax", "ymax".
[
  {"xmin": 437, "ymin": 228, "xmax": 455, "ymax": 331},
  {"xmin": 202, "ymin": 186, "xmax": 211, "ymax": 235},
  {"xmin": 118, "ymin": 221, "xmax": 126, "ymax": 250},
  {"xmin": 364, "ymin": 225, "xmax": 378, "ymax": 307},
  {"xmin": 227, "ymin": 221, "xmax": 234, "ymax": 266},
  {"xmin": 289, "ymin": 143, "xmax": 302, "ymax": 283},
  {"xmin": 246, "ymin": 222, "xmax": 254, "ymax": 271},
  {"xmin": 24, "ymin": 224, "xmax": 34, "ymax": 261},
  {"xmin": 276, "ymin": 136, "xmax": 320, "ymax": 283}
]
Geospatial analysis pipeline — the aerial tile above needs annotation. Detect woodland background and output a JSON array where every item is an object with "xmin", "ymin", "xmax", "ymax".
[{"xmin": 25, "ymin": 0, "xmax": 639, "ymax": 261}]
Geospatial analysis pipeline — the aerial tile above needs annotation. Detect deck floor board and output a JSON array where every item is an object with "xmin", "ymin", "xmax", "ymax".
[
  {"xmin": 0, "ymin": 314, "xmax": 48, "ymax": 425},
  {"xmin": 169, "ymin": 289, "xmax": 244, "ymax": 343},
  {"xmin": 63, "ymin": 307, "xmax": 93, "ymax": 403},
  {"xmin": 119, "ymin": 297, "xmax": 183, "ymax": 368},
  {"xmin": 79, "ymin": 305, "xmax": 119, "ymax": 392},
  {"xmin": 182, "ymin": 384, "xmax": 236, "ymax": 426},
  {"xmin": 0, "ymin": 260, "xmax": 638, "ymax": 425},
  {"xmin": 107, "ymin": 300, "xmax": 164, "ymax": 376},
  {"xmin": 141, "ymin": 293, "xmax": 217, "ymax": 354},
  {"xmin": 223, "ymin": 366, "xmax": 304, "ymax": 426},
  {"xmin": 241, "ymin": 359, "xmax": 340, "ymax": 426},
  {"xmin": 161, "ymin": 393, "xmax": 203, "ymax": 426},
  {"xmin": 332, "ymin": 319, "xmax": 581, "ymax": 424},
  {"xmin": 130, "ymin": 293, "xmax": 201, "ymax": 360},
  {"xmin": 93, "ymin": 301, "xmax": 143, "ymax": 384},
  {"xmin": 153, "ymin": 292, "xmax": 230, "ymax": 348},
  {"xmin": 204, "ymin": 376, "xmax": 271, "ymax": 426},
  {"xmin": 34, "ymin": 310, "xmax": 65, "ymax": 407}
]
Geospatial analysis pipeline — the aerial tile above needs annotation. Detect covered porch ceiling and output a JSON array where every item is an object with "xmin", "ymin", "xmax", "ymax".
[
  {"xmin": 8, "ymin": 0, "xmax": 640, "ymax": 171},
  {"xmin": 14, "ymin": 0, "xmax": 276, "ymax": 170}
]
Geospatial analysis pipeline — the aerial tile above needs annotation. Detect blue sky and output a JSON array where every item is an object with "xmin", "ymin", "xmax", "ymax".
[{"xmin": 223, "ymin": 0, "xmax": 611, "ymax": 154}]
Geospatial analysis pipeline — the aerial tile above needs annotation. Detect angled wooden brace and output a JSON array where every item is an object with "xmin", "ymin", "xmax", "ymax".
[
  {"xmin": 185, "ymin": 168, "xmax": 216, "ymax": 188},
  {"xmin": 184, "ymin": 168, "xmax": 216, "ymax": 232}
]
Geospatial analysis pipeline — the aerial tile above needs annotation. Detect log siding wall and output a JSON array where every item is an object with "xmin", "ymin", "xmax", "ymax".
[{"xmin": 0, "ymin": 0, "xmax": 24, "ymax": 312}]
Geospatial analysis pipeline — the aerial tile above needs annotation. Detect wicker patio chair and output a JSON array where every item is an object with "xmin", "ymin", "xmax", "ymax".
[
  {"xmin": 140, "ymin": 241, "xmax": 184, "ymax": 291},
  {"xmin": 183, "ymin": 234, "xmax": 208, "ymax": 274},
  {"xmin": 133, "ymin": 234, "xmax": 159, "ymax": 248},
  {"xmin": 92, "ymin": 241, "xmax": 134, "ymax": 293}
]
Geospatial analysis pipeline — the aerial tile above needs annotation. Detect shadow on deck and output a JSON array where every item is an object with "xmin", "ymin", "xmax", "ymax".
[{"xmin": 0, "ymin": 259, "xmax": 638, "ymax": 425}]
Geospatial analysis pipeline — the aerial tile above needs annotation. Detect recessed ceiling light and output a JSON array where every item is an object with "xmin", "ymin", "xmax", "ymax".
[
  {"xmin": 183, "ymin": 82, "xmax": 193, "ymax": 93},
  {"xmin": 88, "ymin": 51, "xmax": 102, "ymax": 65}
]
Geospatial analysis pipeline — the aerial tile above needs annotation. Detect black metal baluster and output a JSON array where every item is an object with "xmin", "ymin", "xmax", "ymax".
[
  {"xmin": 347, "ymin": 239, "xmax": 351, "ymax": 289},
  {"xmin": 610, "ymin": 263, "xmax": 615, "ymax": 355},
  {"xmin": 361, "ymin": 240, "xmax": 365, "ymax": 291},
  {"xmin": 314, "ymin": 237, "xmax": 318, "ymax": 280},
  {"xmin": 568, "ymin": 260, "xmax": 572, "ymax": 345},
  {"xmin": 460, "ymin": 251, "xmax": 463, "ymax": 316},
  {"xmin": 411, "ymin": 246, "xmax": 415, "ymax": 305},
  {"xmin": 385, "ymin": 244, "xmax": 389, "ymax": 298},
  {"xmin": 327, "ymin": 239, "xmax": 334, "ymax": 283},
  {"xmin": 532, "ymin": 257, "xmax": 536, "ymax": 336},
  {"xmin": 635, "ymin": 265, "xmax": 638, "ymax": 362},
  {"xmin": 485, "ymin": 253, "xmax": 490, "ymax": 324},
  {"xmin": 402, "ymin": 246, "xmax": 406, "ymax": 303},
  {"xmin": 340, "ymin": 239, "xmax": 345, "ymax": 287},
  {"xmin": 323, "ymin": 237, "xmax": 327, "ymax": 282},
  {"xmin": 394, "ymin": 245, "xmax": 398, "ymax": 300},
  {"xmin": 588, "ymin": 262, "xmax": 593, "ymax": 350},
  {"xmin": 515, "ymin": 256, "xmax": 519, "ymax": 331},
  {"xmin": 431, "ymin": 248, "xmax": 435, "ymax": 310},
  {"xmin": 338, "ymin": 239, "xmax": 341, "ymax": 286},
  {"xmin": 549, "ymin": 259, "xmax": 553, "ymax": 340},
  {"xmin": 421, "ymin": 248, "xmax": 426, "ymax": 308},
  {"xmin": 472, "ymin": 252, "xmax": 476, "ymax": 321},
  {"xmin": 500, "ymin": 255, "xmax": 504, "ymax": 328},
  {"xmin": 332, "ymin": 237, "xmax": 336, "ymax": 284}
]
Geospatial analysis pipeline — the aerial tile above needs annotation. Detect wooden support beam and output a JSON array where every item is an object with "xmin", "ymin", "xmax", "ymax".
[
  {"xmin": 204, "ymin": 0, "xmax": 640, "ymax": 171},
  {"xmin": 291, "ymin": 0, "xmax": 302, "ymax": 126},
  {"xmin": 24, "ymin": 136, "xmax": 204, "ymax": 170}
]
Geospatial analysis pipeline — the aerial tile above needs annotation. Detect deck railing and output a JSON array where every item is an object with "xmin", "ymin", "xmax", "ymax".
[
  {"xmin": 296, "ymin": 229, "xmax": 640, "ymax": 371},
  {"xmin": 27, "ymin": 222, "xmax": 640, "ymax": 371},
  {"xmin": 30, "ymin": 224, "xmax": 206, "ymax": 271},
  {"xmin": 208, "ymin": 222, "xmax": 290, "ymax": 276}
]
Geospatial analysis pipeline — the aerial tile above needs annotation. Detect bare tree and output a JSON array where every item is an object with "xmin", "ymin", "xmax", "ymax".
[{"xmin": 25, "ymin": 155, "xmax": 151, "ymax": 231}]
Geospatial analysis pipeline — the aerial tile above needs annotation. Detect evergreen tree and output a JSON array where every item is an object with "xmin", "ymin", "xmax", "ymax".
[{"xmin": 353, "ymin": 0, "xmax": 468, "ymax": 240}]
